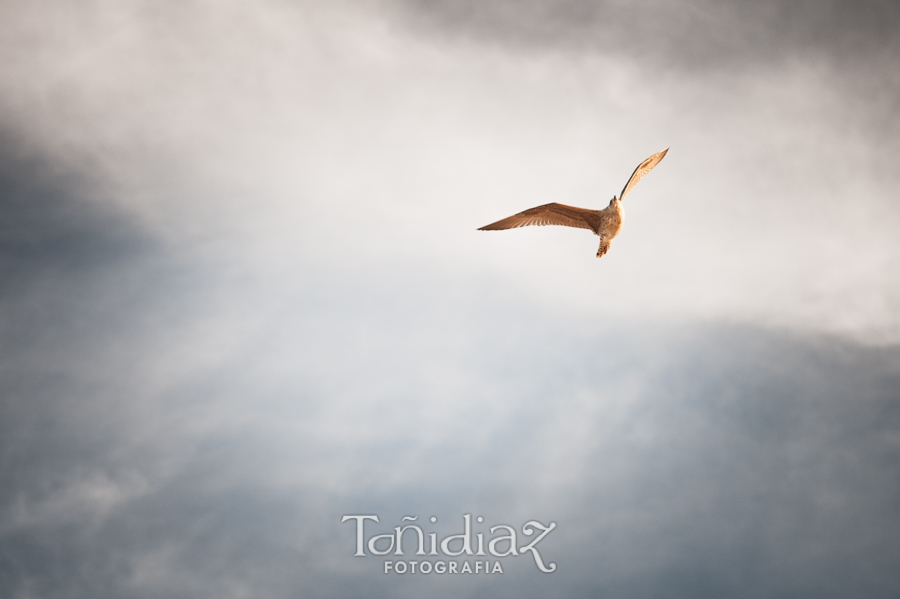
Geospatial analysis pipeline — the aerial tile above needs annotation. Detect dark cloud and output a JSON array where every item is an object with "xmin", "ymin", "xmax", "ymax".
[
  {"xmin": 0, "ymin": 135, "xmax": 207, "ymax": 597},
  {"xmin": 387, "ymin": 0, "xmax": 900, "ymax": 70},
  {"xmin": 0, "ymin": 134, "xmax": 149, "ymax": 286}
]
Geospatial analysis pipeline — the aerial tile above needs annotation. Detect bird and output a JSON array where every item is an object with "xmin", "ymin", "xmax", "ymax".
[{"xmin": 478, "ymin": 148, "xmax": 668, "ymax": 258}]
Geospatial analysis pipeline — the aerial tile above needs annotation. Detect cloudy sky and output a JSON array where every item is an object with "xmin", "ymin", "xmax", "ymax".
[{"xmin": 1, "ymin": 1, "xmax": 899, "ymax": 597}]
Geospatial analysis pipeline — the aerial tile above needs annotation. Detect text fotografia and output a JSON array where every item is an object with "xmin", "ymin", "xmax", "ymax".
[
  {"xmin": 341, "ymin": 514, "xmax": 557, "ymax": 574},
  {"xmin": 385, "ymin": 559, "xmax": 501, "ymax": 575}
]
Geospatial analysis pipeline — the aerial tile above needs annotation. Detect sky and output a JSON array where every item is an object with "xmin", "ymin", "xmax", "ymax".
[{"xmin": 1, "ymin": 1, "xmax": 899, "ymax": 598}]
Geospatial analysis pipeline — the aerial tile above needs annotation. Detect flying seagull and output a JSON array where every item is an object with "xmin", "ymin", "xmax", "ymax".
[{"xmin": 478, "ymin": 148, "xmax": 668, "ymax": 258}]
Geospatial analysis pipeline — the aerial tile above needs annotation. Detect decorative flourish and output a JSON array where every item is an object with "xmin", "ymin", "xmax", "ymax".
[{"xmin": 478, "ymin": 148, "xmax": 668, "ymax": 258}]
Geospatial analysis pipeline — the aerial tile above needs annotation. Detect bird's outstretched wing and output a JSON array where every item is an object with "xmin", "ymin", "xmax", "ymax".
[
  {"xmin": 619, "ymin": 148, "xmax": 668, "ymax": 201},
  {"xmin": 478, "ymin": 203, "xmax": 600, "ymax": 233}
]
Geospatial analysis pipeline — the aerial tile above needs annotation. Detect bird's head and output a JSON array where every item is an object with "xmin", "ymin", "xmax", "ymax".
[{"xmin": 609, "ymin": 196, "xmax": 619, "ymax": 206}]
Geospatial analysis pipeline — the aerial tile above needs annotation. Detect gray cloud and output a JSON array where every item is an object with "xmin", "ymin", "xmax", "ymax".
[
  {"xmin": 0, "ymin": 142, "xmax": 898, "ymax": 596},
  {"xmin": 388, "ymin": 0, "xmax": 900, "ymax": 70},
  {"xmin": 3, "ymin": 237, "xmax": 900, "ymax": 597},
  {"xmin": 1, "ymin": 2, "xmax": 899, "ymax": 598},
  {"xmin": 2, "ymin": 0, "xmax": 899, "ymax": 340}
]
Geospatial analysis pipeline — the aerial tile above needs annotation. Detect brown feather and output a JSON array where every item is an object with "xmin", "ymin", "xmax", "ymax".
[
  {"xmin": 478, "ymin": 203, "xmax": 602, "ymax": 234},
  {"xmin": 619, "ymin": 148, "xmax": 668, "ymax": 201}
]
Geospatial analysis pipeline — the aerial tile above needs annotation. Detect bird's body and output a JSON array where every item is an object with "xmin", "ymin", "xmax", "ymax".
[{"xmin": 478, "ymin": 148, "xmax": 667, "ymax": 258}]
